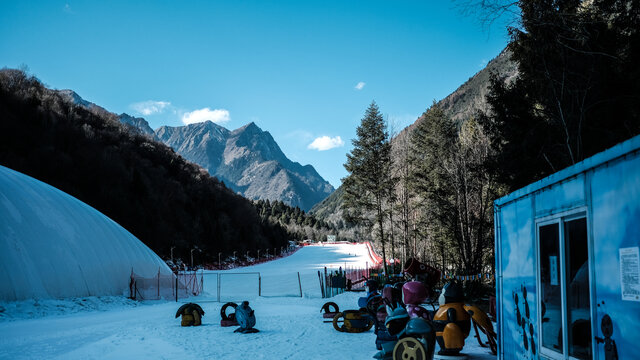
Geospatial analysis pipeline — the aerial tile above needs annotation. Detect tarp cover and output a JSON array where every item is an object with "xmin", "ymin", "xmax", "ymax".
[{"xmin": 0, "ymin": 165, "xmax": 172, "ymax": 301}]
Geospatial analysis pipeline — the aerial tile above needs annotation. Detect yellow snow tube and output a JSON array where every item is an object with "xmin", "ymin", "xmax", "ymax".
[
  {"xmin": 333, "ymin": 310, "xmax": 374, "ymax": 333},
  {"xmin": 180, "ymin": 310, "xmax": 202, "ymax": 326}
]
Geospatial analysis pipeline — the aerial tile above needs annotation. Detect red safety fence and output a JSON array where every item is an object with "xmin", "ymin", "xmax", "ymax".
[{"xmin": 364, "ymin": 241, "xmax": 383, "ymax": 265}]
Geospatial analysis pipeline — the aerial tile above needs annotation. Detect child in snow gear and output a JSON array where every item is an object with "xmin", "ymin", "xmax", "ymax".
[
  {"xmin": 234, "ymin": 301, "xmax": 259, "ymax": 333},
  {"xmin": 220, "ymin": 302, "xmax": 239, "ymax": 327},
  {"xmin": 175, "ymin": 303, "xmax": 205, "ymax": 326}
]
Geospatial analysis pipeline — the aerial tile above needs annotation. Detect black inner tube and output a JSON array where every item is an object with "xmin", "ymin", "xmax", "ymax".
[
  {"xmin": 321, "ymin": 301, "xmax": 339, "ymax": 314},
  {"xmin": 220, "ymin": 302, "xmax": 238, "ymax": 321}
]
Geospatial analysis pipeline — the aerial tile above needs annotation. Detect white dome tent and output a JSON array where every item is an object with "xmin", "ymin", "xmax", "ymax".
[{"xmin": 0, "ymin": 165, "xmax": 173, "ymax": 301}]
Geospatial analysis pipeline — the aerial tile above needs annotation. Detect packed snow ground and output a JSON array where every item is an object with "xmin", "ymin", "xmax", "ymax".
[{"xmin": 0, "ymin": 244, "xmax": 496, "ymax": 359}]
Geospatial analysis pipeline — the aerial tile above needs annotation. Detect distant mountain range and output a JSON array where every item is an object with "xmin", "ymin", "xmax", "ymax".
[{"xmin": 57, "ymin": 90, "xmax": 333, "ymax": 211}]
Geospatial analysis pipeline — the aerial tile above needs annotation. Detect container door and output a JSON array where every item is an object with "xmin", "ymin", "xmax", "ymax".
[
  {"xmin": 564, "ymin": 218, "xmax": 591, "ymax": 359},
  {"xmin": 537, "ymin": 215, "xmax": 592, "ymax": 360}
]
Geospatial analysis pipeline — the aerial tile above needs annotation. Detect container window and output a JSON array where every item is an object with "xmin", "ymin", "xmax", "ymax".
[{"xmin": 539, "ymin": 223, "xmax": 562, "ymax": 354}]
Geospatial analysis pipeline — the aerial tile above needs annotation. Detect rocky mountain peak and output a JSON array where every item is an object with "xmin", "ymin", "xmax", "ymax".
[{"xmin": 154, "ymin": 120, "xmax": 333, "ymax": 211}]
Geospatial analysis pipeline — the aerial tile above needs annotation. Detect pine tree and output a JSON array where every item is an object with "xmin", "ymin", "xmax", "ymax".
[
  {"xmin": 343, "ymin": 101, "xmax": 393, "ymax": 274},
  {"xmin": 409, "ymin": 104, "xmax": 457, "ymax": 269},
  {"xmin": 480, "ymin": 0, "xmax": 640, "ymax": 191},
  {"xmin": 410, "ymin": 104, "xmax": 498, "ymax": 275}
]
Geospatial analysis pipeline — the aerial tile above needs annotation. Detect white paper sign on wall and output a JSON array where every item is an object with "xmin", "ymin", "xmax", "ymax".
[
  {"xmin": 549, "ymin": 255, "xmax": 559, "ymax": 286},
  {"xmin": 620, "ymin": 247, "xmax": 640, "ymax": 302}
]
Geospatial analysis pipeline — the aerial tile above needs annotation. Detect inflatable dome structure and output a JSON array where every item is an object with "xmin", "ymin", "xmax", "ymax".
[{"xmin": 0, "ymin": 165, "xmax": 172, "ymax": 301}]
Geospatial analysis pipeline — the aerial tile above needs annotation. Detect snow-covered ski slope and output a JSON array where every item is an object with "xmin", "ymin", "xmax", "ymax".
[
  {"xmin": 0, "ymin": 243, "xmax": 495, "ymax": 359},
  {"xmin": 0, "ymin": 165, "xmax": 171, "ymax": 301},
  {"xmin": 204, "ymin": 243, "xmax": 375, "ymax": 301}
]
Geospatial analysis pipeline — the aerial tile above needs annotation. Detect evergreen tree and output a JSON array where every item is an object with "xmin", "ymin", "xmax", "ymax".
[
  {"xmin": 342, "ymin": 101, "xmax": 393, "ymax": 274},
  {"xmin": 409, "ymin": 104, "xmax": 457, "ymax": 268},
  {"xmin": 409, "ymin": 105, "xmax": 496, "ymax": 275},
  {"xmin": 480, "ymin": 0, "xmax": 640, "ymax": 191}
]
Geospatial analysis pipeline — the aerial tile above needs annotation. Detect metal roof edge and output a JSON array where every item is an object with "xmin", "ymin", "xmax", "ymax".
[{"xmin": 495, "ymin": 134, "xmax": 640, "ymax": 208}]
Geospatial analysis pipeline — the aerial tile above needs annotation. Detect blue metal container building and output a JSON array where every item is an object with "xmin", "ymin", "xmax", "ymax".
[{"xmin": 494, "ymin": 135, "xmax": 640, "ymax": 359}]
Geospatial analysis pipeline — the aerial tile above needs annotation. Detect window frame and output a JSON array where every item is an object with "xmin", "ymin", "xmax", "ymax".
[{"xmin": 535, "ymin": 207, "xmax": 594, "ymax": 360}]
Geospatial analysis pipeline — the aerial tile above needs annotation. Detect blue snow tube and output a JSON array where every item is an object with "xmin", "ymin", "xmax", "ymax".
[{"xmin": 234, "ymin": 301, "xmax": 259, "ymax": 333}]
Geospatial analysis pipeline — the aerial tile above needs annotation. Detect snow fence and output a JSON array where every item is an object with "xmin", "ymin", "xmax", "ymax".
[
  {"xmin": 191, "ymin": 271, "xmax": 304, "ymax": 302},
  {"xmin": 129, "ymin": 269, "xmax": 202, "ymax": 301}
]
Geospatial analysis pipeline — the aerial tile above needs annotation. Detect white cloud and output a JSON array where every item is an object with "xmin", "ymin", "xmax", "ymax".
[
  {"xmin": 308, "ymin": 136, "xmax": 345, "ymax": 151},
  {"xmin": 355, "ymin": 82, "xmax": 366, "ymax": 90},
  {"xmin": 131, "ymin": 101, "xmax": 171, "ymax": 116},
  {"xmin": 182, "ymin": 108, "xmax": 230, "ymax": 125}
]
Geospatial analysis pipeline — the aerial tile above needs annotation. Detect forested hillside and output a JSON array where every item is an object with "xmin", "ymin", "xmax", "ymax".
[
  {"xmin": 0, "ymin": 69, "xmax": 289, "ymax": 264},
  {"xmin": 254, "ymin": 199, "xmax": 354, "ymax": 242}
]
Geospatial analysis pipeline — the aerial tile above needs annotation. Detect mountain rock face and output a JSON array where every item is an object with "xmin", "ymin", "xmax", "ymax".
[{"xmin": 155, "ymin": 121, "xmax": 334, "ymax": 211}]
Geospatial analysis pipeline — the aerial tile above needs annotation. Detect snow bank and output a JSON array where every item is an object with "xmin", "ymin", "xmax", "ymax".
[
  {"xmin": 0, "ymin": 296, "xmax": 141, "ymax": 321},
  {"xmin": 0, "ymin": 165, "xmax": 172, "ymax": 301}
]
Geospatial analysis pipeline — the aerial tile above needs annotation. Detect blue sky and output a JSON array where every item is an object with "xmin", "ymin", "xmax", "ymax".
[{"xmin": 0, "ymin": 0, "xmax": 511, "ymax": 188}]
